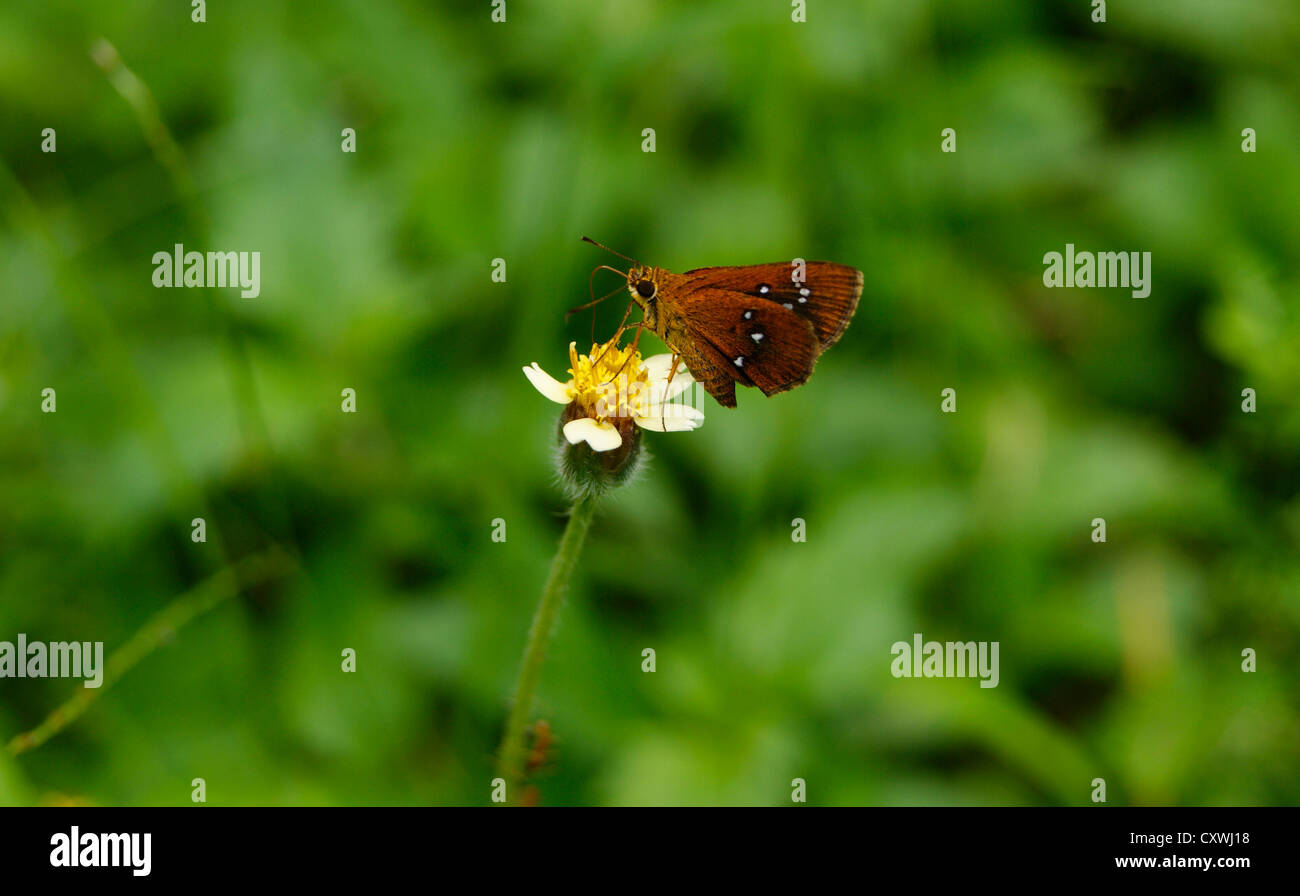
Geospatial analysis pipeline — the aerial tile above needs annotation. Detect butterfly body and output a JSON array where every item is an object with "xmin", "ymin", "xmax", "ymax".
[{"xmin": 622, "ymin": 260, "xmax": 863, "ymax": 408}]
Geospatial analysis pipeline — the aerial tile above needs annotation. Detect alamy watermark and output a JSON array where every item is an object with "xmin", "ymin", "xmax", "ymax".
[
  {"xmin": 50, "ymin": 827, "xmax": 150, "ymax": 877},
  {"xmin": 1043, "ymin": 243, "xmax": 1151, "ymax": 298},
  {"xmin": 0, "ymin": 634, "xmax": 104, "ymax": 688},
  {"xmin": 152, "ymin": 243, "xmax": 260, "ymax": 298},
  {"xmin": 891, "ymin": 633, "xmax": 999, "ymax": 688}
]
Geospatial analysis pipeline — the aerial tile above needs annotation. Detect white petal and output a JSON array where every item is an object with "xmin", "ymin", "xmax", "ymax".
[
  {"xmin": 563, "ymin": 417, "xmax": 623, "ymax": 452},
  {"xmin": 523, "ymin": 363, "xmax": 573, "ymax": 404},
  {"xmin": 641, "ymin": 353, "xmax": 695, "ymax": 402},
  {"xmin": 635, "ymin": 404, "xmax": 705, "ymax": 432},
  {"xmin": 658, "ymin": 371, "xmax": 696, "ymax": 403},
  {"xmin": 640, "ymin": 353, "xmax": 677, "ymax": 381}
]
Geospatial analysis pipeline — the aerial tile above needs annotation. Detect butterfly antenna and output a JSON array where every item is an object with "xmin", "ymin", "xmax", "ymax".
[
  {"xmin": 581, "ymin": 236, "xmax": 639, "ymax": 265},
  {"xmin": 565, "ymin": 277, "xmax": 625, "ymax": 320}
]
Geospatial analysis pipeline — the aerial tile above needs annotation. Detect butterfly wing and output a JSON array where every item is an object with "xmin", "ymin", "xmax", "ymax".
[
  {"xmin": 675, "ymin": 287, "xmax": 821, "ymax": 401},
  {"xmin": 677, "ymin": 345, "xmax": 739, "ymax": 408},
  {"xmin": 681, "ymin": 262, "xmax": 863, "ymax": 348}
]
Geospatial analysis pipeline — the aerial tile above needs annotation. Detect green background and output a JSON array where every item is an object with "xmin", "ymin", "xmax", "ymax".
[{"xmin": 1, "ymin": 0, "xmax": 1297, "ymax": 806}]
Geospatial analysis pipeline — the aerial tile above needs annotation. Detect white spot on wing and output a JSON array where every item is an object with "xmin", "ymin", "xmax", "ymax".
[
  {"xmin": 733, "ymin": 356, "xmax": 744, "ymax": 367},
  {"xmin": 751, "ymin": 332, "xmax": 764, "ymax": 343}
]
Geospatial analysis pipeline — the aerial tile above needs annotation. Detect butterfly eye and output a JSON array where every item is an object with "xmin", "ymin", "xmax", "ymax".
[{"xmin": 635, "ymin": 280, "xmax": 656, "ymax": 299}]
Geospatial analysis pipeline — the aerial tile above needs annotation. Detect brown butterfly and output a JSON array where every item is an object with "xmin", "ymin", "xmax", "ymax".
[{"xmin": 577, "ymin": 237, "xmax": 863, "ymax": 408}]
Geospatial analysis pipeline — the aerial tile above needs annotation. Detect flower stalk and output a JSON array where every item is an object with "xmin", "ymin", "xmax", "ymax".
[{"xmin": 496, "ymin": 491, "xmax": 599, "ymax": 794}]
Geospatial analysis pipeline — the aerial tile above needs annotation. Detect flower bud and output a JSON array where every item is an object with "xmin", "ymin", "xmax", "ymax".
[{"xmin": 555, "ymin": 404, "xmax": 643, "ymax": 497}]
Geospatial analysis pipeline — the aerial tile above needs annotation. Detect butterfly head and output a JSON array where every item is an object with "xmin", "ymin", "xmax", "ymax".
[{"xmin": 627, "ymin": 265, "xmax": 659, "ymax": 306}]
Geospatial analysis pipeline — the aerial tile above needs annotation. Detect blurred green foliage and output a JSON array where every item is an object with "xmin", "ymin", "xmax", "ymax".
[{"xmin": 1, "ymin": 0, "xmax": 1298, "ymax": 806}]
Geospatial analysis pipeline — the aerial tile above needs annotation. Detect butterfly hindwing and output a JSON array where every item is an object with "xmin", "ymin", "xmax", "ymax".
[{"xmin": 683, "ymin": 352, "xmax": 738, "ymax": 408}]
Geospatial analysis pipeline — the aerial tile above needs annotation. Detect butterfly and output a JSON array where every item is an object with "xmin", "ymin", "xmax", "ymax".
[{"xmin": 578, "ymin": 238, "xmax": 863, "ymax": 408}]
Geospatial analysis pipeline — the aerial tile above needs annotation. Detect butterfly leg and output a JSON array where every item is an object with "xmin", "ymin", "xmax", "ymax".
[
  {"xmin": 626, "ymin": 320, "xmax": 645, "ymax": 354},
  {"xmin": 591, "ymin": 299, "xmax": 639, "ymax": 366},
  {"xmin": 591, "ymin": 321, "xmax": 650, "ymax": 393},
  {"xmin": 608, "ymin": 321, "xmax": 648, "ymax": 381},
  {"xmin": 658, "ymin": 351, "xmax": 685, "ymax": 430}
]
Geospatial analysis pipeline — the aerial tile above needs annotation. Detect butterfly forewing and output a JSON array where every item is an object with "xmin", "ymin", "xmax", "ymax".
[
  {"xmin": 681, "ymin": 262, "xmax": 863, "ymax": 347},
  {"xmin": 677, "ymin": 289, "xmax": 819, "ymax": 399}
]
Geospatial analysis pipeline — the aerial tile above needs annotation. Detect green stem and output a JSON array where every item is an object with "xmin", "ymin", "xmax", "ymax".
[
  {"xmin": 5, "ymin": 549, "xmax": 294, "ymax": 758},
  {"xmin": 496, "ymin": 492, "xmax": 598, "ymax": 795}
]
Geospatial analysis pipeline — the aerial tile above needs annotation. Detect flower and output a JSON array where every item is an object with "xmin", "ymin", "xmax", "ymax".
[{"xmin": 523, "ymin": 339, "xmax": 703, "ymax": 452}]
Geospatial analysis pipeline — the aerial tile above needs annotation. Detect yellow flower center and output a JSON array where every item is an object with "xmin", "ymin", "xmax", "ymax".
[{"xmin": 568, "ymin": 339, "xmax": 653, "ymax": 422}]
